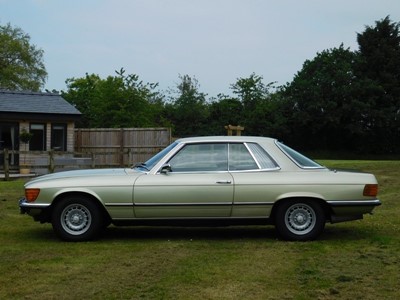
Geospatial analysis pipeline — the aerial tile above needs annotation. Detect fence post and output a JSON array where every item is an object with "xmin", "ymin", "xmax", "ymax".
[
  {"xmin": 91, "ymin": 152, "xmax": 96, "ymax": 169},
  {"xmin": 76, "ymin": 128, "xmax": 82, "ymax": 152},
  {"xmin": 3, "ymin": 148, "xmax": 10, "ymax": 181},
  {"xmin": 127, "ymin": 148, "xmax": 131, "ymax": 167},
  {"xmin": 119, "ymin": 128, "xmax": 124, "ymax": 167},
  {"xmin": 49, "ymin": 150, "xmax": 55, "ymax": 173}
]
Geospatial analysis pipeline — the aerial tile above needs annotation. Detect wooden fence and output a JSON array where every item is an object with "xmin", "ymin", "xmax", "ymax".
[
  {"xmin": 1, "ymin": 149, "xmax": 94, "ymax": 180},
  {"xmin": 1, "ymin": 128, "xmax": 172, "ymax": 180},
  {"xmin": 75, "ymin": 127, "xmax": 171, "ymax": 167}
]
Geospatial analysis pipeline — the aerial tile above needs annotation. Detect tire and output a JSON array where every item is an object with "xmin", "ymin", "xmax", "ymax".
[
  {"xmin": 275, "ymin": 199, "xmax": 325, "ymax": 241},
  {"xmin": 51, "ymin": 196, "xmax": 104, "ymax": 241}
]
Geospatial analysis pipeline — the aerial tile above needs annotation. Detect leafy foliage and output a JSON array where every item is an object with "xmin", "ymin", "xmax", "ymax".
[
  {"xmin": 62, "ymin": 69, "xmax": 166, "ymax": 128},
  {"xmin": 4, "ymin": 15, "xmax": 391, "ymax": 156},
  {"xmin": 281, "ymin": 16, "xmax": 400, "ymax": 155},
  {"xmin": 209, "ymin": 95, "xmax": 244, "ymax": 135},
  {"xmin": 283, "ymin": 45, "xmax": 363, "ymax": 151},
  {"xmin": 230, "ymin": 73, "xmax": 290, "ymax": 139},
  {"xmin": 355, "ymin": 16, "xmax": 400, "ymax": 154},
  {"xmin": 164, "ymin": 75, "xmax": 210, "ymax": 136},
  {"xmin": 0, "ymin": 23, "xmax": 47, "ymax": 91}
]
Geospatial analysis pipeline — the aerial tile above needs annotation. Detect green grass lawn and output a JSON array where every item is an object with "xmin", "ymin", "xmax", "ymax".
[{"xmin": 0, "ymin": 161, "xmax": 399, "ymax": 299}]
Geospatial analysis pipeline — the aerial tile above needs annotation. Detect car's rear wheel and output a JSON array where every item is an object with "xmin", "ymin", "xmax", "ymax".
[
  {"xmin": 51, "ymin": 196, "xmax": 103, "ymax": 241},
  {"xmin": 275, "ymin": 199, "xmax": 325, "ymax": 241}
]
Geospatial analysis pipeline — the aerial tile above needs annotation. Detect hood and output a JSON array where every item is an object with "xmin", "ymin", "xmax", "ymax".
[{"xmin": 26, "ymin": 168, "xmax": 140, "ymax": 186}]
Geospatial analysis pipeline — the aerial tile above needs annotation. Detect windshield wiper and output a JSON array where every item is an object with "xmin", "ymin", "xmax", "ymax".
[{"xmin": 133, "ymin": 162, "xmax": 150, "ymax": 171}]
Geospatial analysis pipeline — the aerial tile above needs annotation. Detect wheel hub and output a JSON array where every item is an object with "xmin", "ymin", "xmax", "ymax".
[
  {"xmin": 284, "ymin": 203, "xmax": 316, "ymax": 235},
  {"xmin": 295, "ymin": 213, "xmax": 306, "ymax": 224},
  {"xmin": 60, "ymin": 204, "xmax": 92, "ymax": 235},
  {"xmin": 71, "ymin": 213, "xmax": 81, "ymax": 224}
]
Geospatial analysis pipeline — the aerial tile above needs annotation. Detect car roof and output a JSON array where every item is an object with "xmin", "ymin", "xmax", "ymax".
[{"xmin": 175, "ymin": 136, "xmax": 277, "ymax": 144}]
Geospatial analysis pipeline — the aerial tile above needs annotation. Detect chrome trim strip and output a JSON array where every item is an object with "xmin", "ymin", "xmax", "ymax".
[
  {"xmin": 243, "ymin": 142, "xmax": 261, "ymax": 169},
  {"xmin": 112, "ymin": 216, "xmax": 269, "ymax": 220},
  {"xmin": 19, "ymin": 200, "xmax": 51, "ymax": 209},
  {"xmin": 234, "ymin": 202, "xmax": 274, "ymax": 206},
  {"xmin": 167, "ymin": 167, "xmax": 281, "ymax": 174},
  {"xmin": 107, "ymin": 201, "xmax": 275, "ymax": 207},
  {"xmin": 275, "ymin": 140, "xmax": 325, "ymax": 169},
  {"xmin": 327, "ymin": 199, "xmax": 381, "ymax": 206},
  {"xmin": 229, "ymin": 167, "xmax": 281, "ymax": 173},
  {"xmin": 134, "ymin": 202, "xmax": 232, "ymax": 207},
  {"xmin": 156, "ymin": 170, "xmax": 231, "ymax": 174},
  {"xmin": 153, "ymin": 141, "xmax": 281, "ymax": 174},
  {"xmin": 105, "ymin": 203, "xmax": 134, "ymax": 207}
]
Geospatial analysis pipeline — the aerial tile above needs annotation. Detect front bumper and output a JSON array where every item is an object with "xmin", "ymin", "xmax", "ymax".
[
  {"xmin": 19, "ymin": 198, "xmax": 51, "ymax": 222},
  {"xmin": 19, "ymin": 198, "xmax": 51, "ymax": 213}
]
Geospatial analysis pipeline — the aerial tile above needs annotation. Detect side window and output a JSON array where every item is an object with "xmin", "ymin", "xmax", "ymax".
[
  {"xmin": 51, "ymin": 124, "xmax": 67, "ymax": 151},
  {"xmin": 246, "ymin": 143, "xmax": 278, "ymax": 169},
  {"xmin": 228, "ymin": 143, "xmax": 258, "ymax": 170},
  {"xmin": 277, "ymin": 142, "xmax": 322, "ymax": 168},
  {"xmin": 168, "ymin": 143, "xmax": 228, "ymax": 172},
  {"xmin": 29, "ymin": 124, "xmax": 46, "ymax": 151}
]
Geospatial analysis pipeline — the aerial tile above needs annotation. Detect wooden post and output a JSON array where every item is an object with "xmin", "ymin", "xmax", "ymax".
[
  {"xmin": 76, "ymin": 128, "xmax": 82, "ymax": 152},
  {"xmin": 127, "ymin": 148, "xmax": 131, "ymax": 167},
  {"xmin": 91, "ymin": 152, "xmax": 96, "ymax": 169},
  {"xmin": 119, "ymin": 128, "xmax": 124, "ymax": 167},
  {"xmin": 3, "ymin": 148, "xmax": 10, "ymax": 181},
  {"xmin": 48, "ymin": 150, "xmax": 55, "ymax": 173},
  {"xmin": 225, "ymin": 125, "xmax": 245, "ymax": 136}
]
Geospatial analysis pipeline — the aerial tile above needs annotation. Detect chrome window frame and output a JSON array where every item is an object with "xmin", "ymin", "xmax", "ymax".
[
  {"xmin": 244, "ymin": 142, "xmax": 280, "ymax": 171},
  {"xmin": 163, "ymin": 142, "xmax": 229, "ymax": 173},
  {"xmin": 155, "ymin": 141, "xmax": 281, "ymax": 174},
  {"xmin": 275, "ymin": 140, "xmax": 325, "ymax": 169}
]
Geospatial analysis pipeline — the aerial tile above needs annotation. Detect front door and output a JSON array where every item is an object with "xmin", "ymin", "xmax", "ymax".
[{"xmin": 133, "ymin": 143, "xmax": 234, "ymax": 218}]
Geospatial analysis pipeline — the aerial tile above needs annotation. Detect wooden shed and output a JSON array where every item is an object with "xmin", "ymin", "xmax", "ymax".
[{"xmin": 0, "ymin": 90, "xmax": 81, "ymax": 168}]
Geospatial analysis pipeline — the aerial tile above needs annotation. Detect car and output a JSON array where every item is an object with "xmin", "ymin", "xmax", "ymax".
[{"xmin": 19, "ymin": 136, "xmax": 381, "ymax": 241}]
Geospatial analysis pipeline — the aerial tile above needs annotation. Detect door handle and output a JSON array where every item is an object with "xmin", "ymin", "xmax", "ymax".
[{"xmin": 216, "ymin": 180, "xmax": 232, "ymax": 184}]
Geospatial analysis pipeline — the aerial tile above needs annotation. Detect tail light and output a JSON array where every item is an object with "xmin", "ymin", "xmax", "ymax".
[
  {"xmin": 25, "ymin": 189, "xmax": 40, "ymax": 202},
  {"xmin": 363, "ymin": 184, "xmax": 378, "ymax": 197}
]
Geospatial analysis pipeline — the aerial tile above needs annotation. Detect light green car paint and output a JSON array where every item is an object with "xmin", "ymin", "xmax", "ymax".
[{"xmin": 19, "ymin": 136, "xmax": 381, "ymax": 241}]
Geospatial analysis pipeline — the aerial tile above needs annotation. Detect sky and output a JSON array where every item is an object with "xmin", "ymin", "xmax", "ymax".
[{"xmin": 1, "ymin": 0, "xmax": 400, "ymax": 97}]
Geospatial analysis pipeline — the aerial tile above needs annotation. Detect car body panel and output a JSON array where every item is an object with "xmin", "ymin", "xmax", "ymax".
[
  {"xmin": 134, "ymin": 172, "xmax": 234, "ymax": 218},
  {"xmin": 19, "ymin": 136, "xmax": 381, "ymax": 240}
]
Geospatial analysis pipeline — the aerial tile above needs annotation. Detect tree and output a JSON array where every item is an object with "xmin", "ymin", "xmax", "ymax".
[
  {"xmin": 281, "ymin": 17, "xmax": 400, "ymax": 155},
  {"xmin": 0, "ymin": 23, "xmax": 47, "ymax": 91},
  {"xmin": 282, "ymin": 45, "xmax": 365, "ymax": 151},
  {"xmin": 356, "ymin": 16, "xmax": 400, "ymax": 154},
  {"xmin": 230, "ymin": 73, "xmax": 277, "ymax": 136},
  {"xmin": 62, "ymin": 69, "xmax": 165, "ymax": 128},
  {"xmin": 167, "ymin": 75, "xmax": 210, "ymax": 136},
  {"xmin": 208, "ymin": 95, "xmax": 244, "ymax": 135},
  {"xmin": 62, "ymin": 73, "xmax": 100, "ymax": 127}
]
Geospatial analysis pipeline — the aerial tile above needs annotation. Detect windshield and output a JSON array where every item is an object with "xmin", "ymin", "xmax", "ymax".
[
  {"xmin": 134, "ymin": 142, "xmax": 178, "ymax": 171},
  {"xmin": 276, "ymin": 142, "xmax": 323, "ymax": 169}
]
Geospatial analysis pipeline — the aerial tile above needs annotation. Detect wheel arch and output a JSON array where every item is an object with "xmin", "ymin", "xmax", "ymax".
[
  {"xmin": 49, "ymin": 191, "xmax": 111, "ymax": 224},
  {"xmin": 270, "ymin": 197, "xmax": 332, "ymax": 225}
]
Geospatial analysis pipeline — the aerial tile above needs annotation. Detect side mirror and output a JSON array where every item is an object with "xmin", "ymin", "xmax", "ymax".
[{"xmin": 160, "ymin": 164, "xmax": 172, "ymax": 174}]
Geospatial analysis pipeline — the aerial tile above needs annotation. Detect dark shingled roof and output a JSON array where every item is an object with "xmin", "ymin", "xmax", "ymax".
[{"xmin": 0, "ymin": 90, "xmax": 81, "ymax": 115}]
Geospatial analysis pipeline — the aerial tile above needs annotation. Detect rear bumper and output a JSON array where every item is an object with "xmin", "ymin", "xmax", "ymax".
[
  {"xmin": 327, "ymin": 199, "xmax": 381, "ymax": 223},
  {"xmin": 327, "ymin": 199, "xmax": 381, "ymax": 207}
]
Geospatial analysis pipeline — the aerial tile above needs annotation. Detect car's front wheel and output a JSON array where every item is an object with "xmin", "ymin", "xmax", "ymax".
[
  {"xmin": 275, "ymin": 199, "xmax": 325, "ymax": 241},
  {"xmin": 51, "ymin": 196, "xmax": 103, "ymax": 241}
]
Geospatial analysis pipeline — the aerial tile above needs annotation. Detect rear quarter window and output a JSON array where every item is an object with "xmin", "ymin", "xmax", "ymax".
[{"xmin": 276, "ymin": 142, "xmax": 323, "ymax": 169}]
